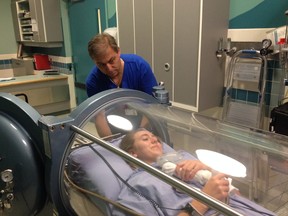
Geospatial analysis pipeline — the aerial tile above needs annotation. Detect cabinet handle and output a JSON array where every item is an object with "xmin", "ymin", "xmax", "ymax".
[
  {"xmin": 14, "ymin": 93, "xmax": 29, "ymax": 103},
  {"xmin": 164, "ymin": 63, "xmax": 170, "ymax": 72},
  {"xmin": 97, "ymin": 8, "xmax": 102, "ymax": 33}
]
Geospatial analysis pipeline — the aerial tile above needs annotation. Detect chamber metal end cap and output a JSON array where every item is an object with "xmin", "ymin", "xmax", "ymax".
[{"xmin": 154, "ymin": 89, "xmax": 169, "ymax": 104}]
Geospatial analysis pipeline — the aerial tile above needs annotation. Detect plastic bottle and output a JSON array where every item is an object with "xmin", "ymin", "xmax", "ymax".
[{"xmin": 278, "ymin": 38, "xmax": 288, "ymax": 68}]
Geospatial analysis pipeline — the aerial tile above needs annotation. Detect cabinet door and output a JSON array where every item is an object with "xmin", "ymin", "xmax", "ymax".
[
  {"xmin": 68, "ymin": 0, "xmax": 112, "ymax": 104},
  {"xmin": 29, "ymin": 0, "xmax": 40, "ymax": 42},
  {"xmin": 134, "ymin": 0, "xmax": 152, "ymax": 65},
  {"xmin": 117, "ymin": 0, "xmax": 229, "ymax": 112},
  {"xmin": 198, "ymin": 0, "xmax": 229, "ymax": 111},
  {"xmin": 117, "ymin": 0, "xmax": 153, "ymax": 77},
  {"xmin": 117, "ymin": 0, "xmax": 172, "ymax": 92},
  {"xmin": 117, "ymin": 0, "xmax": 135, "ymax": 53},
  {"xmin": 29, "ymin": 0, "xmax": 63, "ymax": 43},
  {"xmin": 153, "ymin": 0, "xmax": 173, "ymax": 98},
  {"xmin": 174, "ymin": 0, "xmax": 201, "ymax": 107}
]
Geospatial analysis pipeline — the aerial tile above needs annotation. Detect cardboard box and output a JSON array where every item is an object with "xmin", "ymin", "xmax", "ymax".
[{"xmin": 12, "ymin": 58, "xmax": 34, "ymax": 76}]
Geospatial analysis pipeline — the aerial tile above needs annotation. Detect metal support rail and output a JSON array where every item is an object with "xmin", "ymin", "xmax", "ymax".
[{"xmin": 70, "ymin": 125, "xmax": 244, "ymax": 216}]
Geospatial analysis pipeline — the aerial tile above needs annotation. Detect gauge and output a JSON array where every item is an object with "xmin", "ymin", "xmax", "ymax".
[
  {"xmin": 1, "ymin": 169, "xmax": 13, "ymax": 183},
  {"xmin": 262, "ymin": 39, "xmax": 272, "ymax": 49}
]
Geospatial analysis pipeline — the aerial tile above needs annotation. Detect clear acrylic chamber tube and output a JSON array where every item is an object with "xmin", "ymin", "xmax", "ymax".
[{"xmin": 58, "ymin": 89, "xmax": 288, "ymax": 215}]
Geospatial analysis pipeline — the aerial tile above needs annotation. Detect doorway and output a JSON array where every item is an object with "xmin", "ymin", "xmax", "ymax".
[{"xmin": 68, "ymin": 0, "xmax": 116, "ymax": 104}]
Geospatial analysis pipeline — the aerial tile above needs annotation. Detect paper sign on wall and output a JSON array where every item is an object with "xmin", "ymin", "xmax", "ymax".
[
  {"xmin": 233, "ymin": 62, "xmax": 261, "ymax": 82},
  {"xmin": 31, "ymin": 19, "xmax": 38, "ymax": 32}
]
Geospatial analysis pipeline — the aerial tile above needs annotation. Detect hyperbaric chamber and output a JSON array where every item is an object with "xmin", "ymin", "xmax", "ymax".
[{"xmin": 0, "ymin": 89, "xmax": 287, "ymax": 216}]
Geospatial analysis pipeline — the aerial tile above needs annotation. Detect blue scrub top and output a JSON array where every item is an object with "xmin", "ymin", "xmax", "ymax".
[{"xmin": 86, "ymin": 54, "xmax": 158, "ymax": 97}]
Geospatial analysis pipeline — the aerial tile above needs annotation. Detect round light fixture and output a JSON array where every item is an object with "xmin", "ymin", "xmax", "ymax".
[
  {"xmin": 107, "ymin": 115, "xmax": 133, "ymax": 131},
  {"xmin": 196, "ymin": 149, "xmax": 246, "ymax": 177}
]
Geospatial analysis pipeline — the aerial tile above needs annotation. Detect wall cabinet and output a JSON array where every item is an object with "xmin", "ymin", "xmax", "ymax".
[
  {"xmin": 11, "ymin": 0, "xmax": 63, "ymax": 47},
  {"xmin": 117, "ymin": 0, "xmax": 229, "ymax": 112}
]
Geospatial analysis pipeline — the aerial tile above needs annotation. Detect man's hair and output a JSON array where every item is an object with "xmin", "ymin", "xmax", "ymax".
[{"xmin": 88, "ymin": 33, "xmax": 119, "ymax": 60}]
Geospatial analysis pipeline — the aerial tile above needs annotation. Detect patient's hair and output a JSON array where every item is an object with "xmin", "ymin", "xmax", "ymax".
[
  {"xmin": 120, "ymin": 128, "xmax": 163, "ymax": 154},
  {"xmin": 88, "ymin": 33, "xmax": 119, "ymax": 60},
  {"xmin": 120, "ymin": 128, "xmax": 163, "ymax": 169},
  {"xmin": 119, "ymin": 128, "xmax": 148, "ymax": 153}
]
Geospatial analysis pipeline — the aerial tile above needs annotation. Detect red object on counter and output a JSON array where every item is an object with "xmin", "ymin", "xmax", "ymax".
[{"xmin": 33, "ymin": 54, "xmax": 51, "ymax": 70}]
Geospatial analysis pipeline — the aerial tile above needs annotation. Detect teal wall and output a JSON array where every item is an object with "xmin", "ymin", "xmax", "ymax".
[
  {"xmin": 60, "ymin": 0, "xmax": 73, "ymax": 57},
  {"xmin": 229, "ymin": 0, "xmax": 288, "ymax": 28}
]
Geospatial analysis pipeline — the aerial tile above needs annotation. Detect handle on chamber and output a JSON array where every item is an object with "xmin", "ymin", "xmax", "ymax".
[{"xmin": 241, "ymin": 50, "xmax": 257, "ymax": 54}]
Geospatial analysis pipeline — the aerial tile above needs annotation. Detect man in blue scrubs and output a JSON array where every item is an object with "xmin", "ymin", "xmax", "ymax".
[
  {"xmin": 86, "ymin": 33, "xmax": 158, "ymax": 137},
  {"xmin": 86, "ymin": 33, "xmax": 158, "ymax": 97}
]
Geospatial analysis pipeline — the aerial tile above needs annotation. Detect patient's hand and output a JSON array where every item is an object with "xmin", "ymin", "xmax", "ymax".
[
  {"xmin": 175, "ymin": 160, "xmax": 210, "ymax": 181},
  {"xmin": 202, "ymin": 173, "xmax": 229, "ymax": 202}
]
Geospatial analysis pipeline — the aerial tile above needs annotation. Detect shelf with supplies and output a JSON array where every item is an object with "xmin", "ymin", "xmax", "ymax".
[
  {"xmin": 14, "ymin": 0, "xmax": 33, "ymax": 41},
  {"xmin": 11, "ymin": 0, "xmax": 63, "ymax": 47},
  {"xmin": 19, "ymin": 17, "xmax": 33, "ymax": 41}
]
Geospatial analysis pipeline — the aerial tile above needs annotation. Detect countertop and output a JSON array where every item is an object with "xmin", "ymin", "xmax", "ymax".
[{"xmin": 0, "ymin": 73, "xmax": 68, "ymax": 87}]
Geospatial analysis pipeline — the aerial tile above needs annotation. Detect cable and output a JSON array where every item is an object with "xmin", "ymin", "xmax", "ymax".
[
  {"xmin": 88, "ymin": 145, "xmax": 162, "ymax": 216},
  {"xmin": 191, "ymin": 112, "xmax": 213, "ymax": 133},
  {"xmin": 64, "ymin": 170, "xmax": 143, "ymax": 216}
]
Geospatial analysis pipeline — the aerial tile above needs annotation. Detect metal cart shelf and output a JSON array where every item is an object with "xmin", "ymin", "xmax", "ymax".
[{"xmin": 222, "ymin": 49, "xmax": 268, "ymax": 129}]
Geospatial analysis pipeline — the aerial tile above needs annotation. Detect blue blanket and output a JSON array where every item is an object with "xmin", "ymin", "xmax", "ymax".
[
  {"xmin": 67, "ymin": 139, "xmax": 276, "ymax": 216},
  {"xmin": 113, "ymin": 168, "xmax": 276, "ymax": 216}
]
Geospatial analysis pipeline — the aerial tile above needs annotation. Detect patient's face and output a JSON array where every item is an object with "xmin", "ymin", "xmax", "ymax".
[{"xmin": 130, "ymin": 130, "xmax": 163, "ymax": 164}]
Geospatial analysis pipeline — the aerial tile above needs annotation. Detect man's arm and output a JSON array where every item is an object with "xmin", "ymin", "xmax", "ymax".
[{"xmin": 95, "ymin": 111, "xmax": 112, "ymax": 137}]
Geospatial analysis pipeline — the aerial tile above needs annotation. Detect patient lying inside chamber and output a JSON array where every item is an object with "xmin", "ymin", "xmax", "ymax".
[
  {"xmin": 115, "ymin": 128, "xmax": 276, "ymax": 216},
  {"xmin": 67, "ymin": 128, "xmax": 276, "ymax": 216}
]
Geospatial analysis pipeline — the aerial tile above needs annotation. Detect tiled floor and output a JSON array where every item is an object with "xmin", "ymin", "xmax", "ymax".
[{"xmin": 262, "ymin": 169, "xmax": 288, "ymax": 215}]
